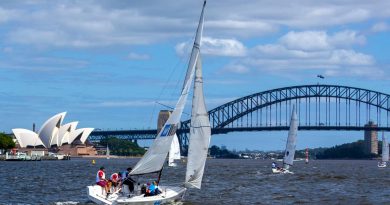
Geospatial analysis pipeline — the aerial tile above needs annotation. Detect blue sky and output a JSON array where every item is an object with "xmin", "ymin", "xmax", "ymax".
[{"xmin": 0, "ymin": 0, "xmax": 389, "ymax": 150}]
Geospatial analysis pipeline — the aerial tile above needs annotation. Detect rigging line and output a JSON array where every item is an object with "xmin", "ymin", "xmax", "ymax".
[
  {"xmin": 155, "ymin": 101, "xmax": 190, "ymax": 116},
  {"xmin": 146, "ymin": 38, "xmax": 194, "ymax": 129}
]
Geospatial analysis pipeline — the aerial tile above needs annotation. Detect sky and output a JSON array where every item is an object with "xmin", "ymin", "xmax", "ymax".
[{"xmin": 0, "ymin": 0, "xmax": 389, "ymax": 150}]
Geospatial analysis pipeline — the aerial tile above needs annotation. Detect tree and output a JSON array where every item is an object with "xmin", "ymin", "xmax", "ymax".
[
  {"xmin": 0, "ymin": 133, "xmax": 16, "ymax": 150},
  {"xmin": 99, "ymin": 136, "xmax": 146, "ymax": 156},
  {"xmin": 315, "ymin": 140, "xmax": 376, "ymax": 159}
]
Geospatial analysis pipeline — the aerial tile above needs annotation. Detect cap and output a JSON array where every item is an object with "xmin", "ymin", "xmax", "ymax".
[{"xmin": 100, "ymin": 166, "xmax": 105, "ymax": 170}]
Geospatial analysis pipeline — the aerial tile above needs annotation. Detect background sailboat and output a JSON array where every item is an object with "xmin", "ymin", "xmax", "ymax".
[
  {"xmin": 106, "ymin": 145, "xmax": 110, "ymax": 160},
  {"xmin": 87, "ymin": 1, "xmax": 209, "ymax": 204},
  {"xmin": 378, "ymin": 132, "xmax": 388, "ymax": 168},
  {"xmin": 272, "ymin": 106, "xmax": 298, "ymax": 174},
  {"xmin": 305, "ymin": 148, "xmax": 309, "ymax": 164},
  {"xmin": 168, "ymin": 134, "xmax": 181, "ymax": 167}
]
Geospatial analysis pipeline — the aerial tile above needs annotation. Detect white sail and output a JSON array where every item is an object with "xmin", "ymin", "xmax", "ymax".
[
  {"xmin": 382, "ymin": 133, "xmax": 389, "ymax": 162},
  {"xmin": 168, "ymin": 134, "xmax": 181, "ymax": 166},
  {"xmin": 283, "ymin": 105, "xmax": 298, "ymax": 169},
  {"xmin": 185, "ymin": 55, "xmax": 211, "ymax": 189},
  {"xmin": 130, "ymin": 1, "xmax": 205, "ymax": 176},
  {"xmin": 106, "ymin": 145, "xmax": 110, "ymax": 159}
]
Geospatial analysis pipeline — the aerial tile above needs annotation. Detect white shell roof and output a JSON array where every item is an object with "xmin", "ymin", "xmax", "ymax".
[
  {"xmin": 80, "ymin": 128, "xmax": 94, "ymax": 144},
  {"xmin": 12, "ymin": 128, "xmax": 44, "ymax": 148},
  {"xmin": 58, "ymin": 121, "xmax": 78, "ymax": 146},
  {"xmin": 68, "ymin": 128, "xmax": 85, "ymax": 144},
  {"xmin": 38, "ymin": 112, "xmax": 66, "ymax": 148}
]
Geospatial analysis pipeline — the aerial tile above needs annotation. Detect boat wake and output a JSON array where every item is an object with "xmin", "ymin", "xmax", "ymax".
[{"xmin": 54, "ymin": 201, "xmax": 79, "ymax": 205}]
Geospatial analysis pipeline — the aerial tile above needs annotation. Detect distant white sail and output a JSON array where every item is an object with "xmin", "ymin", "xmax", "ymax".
[
  {"xmin": 107, "ymin": 145, "xmax": 110, "ymax": 159},
  {"xmin": 130, "ymin": 0, "xmax": 205, "ymax": 176},
  {"xmin": 168, "ymin": 134, "xmax": 181, "ymax": 166},
  {"xmin": 283, "ymin": 106, "xmax": 298, "ymax": 169},
  {"xmin": 185, "ymin": 56, "xmax": 211, "ymax": 189},
  {"xmin": 382, "ymin": 133, "xmax": 389, "ymax": 162}
]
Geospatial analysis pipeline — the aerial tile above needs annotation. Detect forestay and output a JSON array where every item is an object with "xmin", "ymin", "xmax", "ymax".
[
  {"xmin": 283, "ymin": 106, "xmax": 298, "ymax": 168},
  {"xmin": 130, "ymin": 0, "xmax": 205, "ymax": 176},
  {"xmin": 185, "ymin": 56, "xmax": 211, "ymax": 189}
]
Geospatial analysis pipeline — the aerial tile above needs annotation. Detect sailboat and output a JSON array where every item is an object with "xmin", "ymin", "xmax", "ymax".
[
  {"xmin": 87, "ymin": 1, "xmax": 210, "ymax": 204},
  {"xmin": 305, "ymin": 148, "xmax": 309, "ymax": 164},
  {"xmin": 272, "ymin": 105, "xmax": 298, "ymax": 174},
  {"xmin": 168, "ymin": 134, "xmax": 181, "ymax": 167},
  {"xmin": 378, "ymin": 132, "xmax": 388, "ymax": 168},
  {"xmin": 106, "ymin": 145, "xmax": 110, "ymax": 160}
]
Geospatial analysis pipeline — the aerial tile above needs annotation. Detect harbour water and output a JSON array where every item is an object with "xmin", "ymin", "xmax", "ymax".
[{"xmin": 0, "ymin": 159, "xmax": 389, "ymax": 204}]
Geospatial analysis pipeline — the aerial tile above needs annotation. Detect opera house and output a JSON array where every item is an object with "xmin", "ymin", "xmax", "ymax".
[{"xmin": 12, "ymin": 112, "xmax": 97, "ymax": 156}]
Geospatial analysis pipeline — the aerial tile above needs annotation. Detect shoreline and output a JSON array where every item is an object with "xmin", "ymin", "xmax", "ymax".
[{"xmin": 75, "ymin": 155, "xmax": 142, "ymax": 159}]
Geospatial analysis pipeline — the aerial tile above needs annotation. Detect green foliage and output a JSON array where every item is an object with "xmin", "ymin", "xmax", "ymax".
[
  {"xmin": 100, "ymin": 136, "xmax": 146, "ymax": 156},
  {"xmin": 315, "ymin": 140, "xmax": 377, "ymax": 159},
  {"xmin": 295, "ymin": 147, "xmax": 327, "ymax": 159},
  {"xmin": 0, "ymin": 133, "xmax": 16, "ymax": 150},
  {"xmin": 209, "ymin": 145, "xmax": 239, "ymax": 159}
]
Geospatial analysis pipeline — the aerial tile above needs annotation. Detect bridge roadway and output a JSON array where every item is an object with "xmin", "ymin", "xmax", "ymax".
[{"xmin": 88, "ymin": 126, "xmax": 390, "ymax": 141}]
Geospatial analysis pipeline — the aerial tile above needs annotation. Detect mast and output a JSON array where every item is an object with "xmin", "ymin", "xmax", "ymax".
[
  {"xmin": 182, "ymin": 0, "xmax": 206, "ymax": 91},
  {"xmin": 130, "ymin": 0, "xmax": 206, "ymax": 176}
]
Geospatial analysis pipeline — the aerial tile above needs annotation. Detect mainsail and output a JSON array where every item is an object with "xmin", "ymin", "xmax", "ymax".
[
  {"xmin": 130, "ymin": 0, "xmax": 206, "ymax": 176},
  {"xmin": 185, "ymin": 56, "xmax": 211, "ymax": 189},
  {"xmin": 168, "ymin": 134, "xmax": 181, "ymax": 166},
  {"xmin": 283, "ymin": 106, "xmax": 298, "ymax": 169},
  {"xmin": 382, "ymin": 132, "xmax": 389, "ymax": 162}
]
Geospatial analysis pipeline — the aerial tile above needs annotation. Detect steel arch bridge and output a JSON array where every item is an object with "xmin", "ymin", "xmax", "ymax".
[{"xmin": 90, "ymin": 84, "xmax": 390, "ymax": 149}]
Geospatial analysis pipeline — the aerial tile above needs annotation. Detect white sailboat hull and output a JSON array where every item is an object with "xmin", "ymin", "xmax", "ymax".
[
  {"xmin": 272, "ymin": 168, "xmax": 293, "ymax": 174},
  {"xmin": 168, "ymin": 162, "xmax": 177, "ymax": 167},
  {"xmin": 87, "ymin": 185, "xmax": 186, "ymax": 205},
  {"xmin": 378, "ymin": 162, "xmax": 387, "ymax": 168}
]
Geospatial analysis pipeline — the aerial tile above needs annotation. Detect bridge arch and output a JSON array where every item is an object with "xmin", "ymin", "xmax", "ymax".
[{"xmin": 181, "ymin": 84, "xmax": 390, "ymax": 130}]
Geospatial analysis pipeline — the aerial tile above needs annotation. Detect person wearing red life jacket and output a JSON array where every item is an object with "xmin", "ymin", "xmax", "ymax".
[
  {"xmin": 96, "ymin": 166, "xmax": 110, "ymax": 196},
  {"xmin": 109, "ymin": 172, "xmax": 120, "ymax": 192}
]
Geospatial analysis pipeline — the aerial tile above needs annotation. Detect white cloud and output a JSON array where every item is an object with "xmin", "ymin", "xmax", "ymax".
[
  {"xmin": 280, "ymin": 31, "xmax": 330, "ymax": 51},
  {"xmin": 206, "ymin": 20, "xmax": 278, "ymax": 37},
  {"xmin": 329, "ymin": 50, "xmax": 374, "ymax": 65},
  {"xmin": 0, "ymin": 7, "xmax": 19, "ymax": 23},
  {"xmin": 371, "ymin": 22, "xmax": 389, "ymax": 32},
  {"xmin": 0, "ymin": 56, "xmax": 89, "ymax": 72},
  {"xmin": 0, "ymin": 0, "xmax": 388, "ymax": 48},
  {"xmin": 324, "ymin": 66, "xmax": 385, "ymax": 79},
  {"xmin": 222, "ymin": 29, "xmax": 380, "ymax": 79},
  {"xmin": 89, "ymin": 100, "xmax": 156, "ymax": 107},
  {"xmin": 222, "ymin": 64, "xmax": 250, "ymax": 74},
  {"xmin": 176, "ymin": 37, "xmax": 247, "ymax": 57},
  {"xmin": 279, "ymin": 30, "xmax": 365, "ymax": 51},
  {"xmin": 127, "ymin": 52, "xmax": 150, "ymax": 60}
]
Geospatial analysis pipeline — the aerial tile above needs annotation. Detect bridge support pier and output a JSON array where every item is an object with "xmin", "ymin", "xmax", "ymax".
[{"xmin": 364, "ymin": 121, "xmax": 378, "ymax": 155}]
